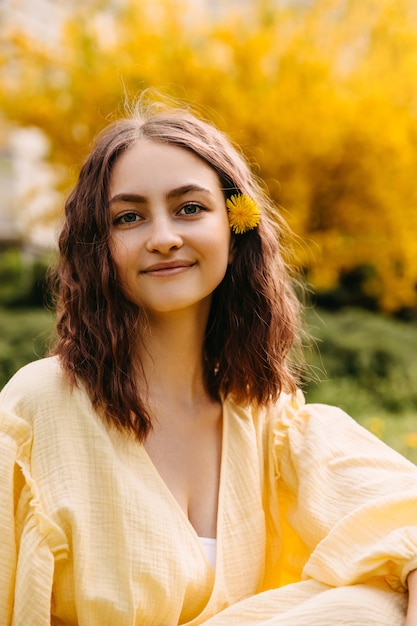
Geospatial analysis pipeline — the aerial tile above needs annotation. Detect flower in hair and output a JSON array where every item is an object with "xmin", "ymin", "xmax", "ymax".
[{"xmin": 226, "ymin": 194, "xmax": 261, "ymax": 234}]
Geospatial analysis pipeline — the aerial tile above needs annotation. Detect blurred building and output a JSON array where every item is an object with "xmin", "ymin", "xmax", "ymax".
[
  {"xmin": 0, "ymin": 0, "xmax": 66, "ymax": 251},
  {"xmin": 0, "ymin": 147, "xmax": 18, "ymax": 247},
  {"xmin": 0, "ymin": 128, "xmax": 59, "ymax": 253}
]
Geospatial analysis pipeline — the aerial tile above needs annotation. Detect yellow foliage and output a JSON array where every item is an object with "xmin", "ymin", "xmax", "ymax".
[{"xmin": 2, "ymin": 0, "xmax": 417, "ymax": 312}]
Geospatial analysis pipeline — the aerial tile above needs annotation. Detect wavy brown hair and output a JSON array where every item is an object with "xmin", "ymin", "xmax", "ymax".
[{"xmin": 50, "ymin": 101, "xmax": 303, "ymax": 441}]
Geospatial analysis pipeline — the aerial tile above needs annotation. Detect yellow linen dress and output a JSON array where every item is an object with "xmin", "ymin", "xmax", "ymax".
[{"xmin": 0, "ymin": 357, "xmax": 416, "ymax": 625}]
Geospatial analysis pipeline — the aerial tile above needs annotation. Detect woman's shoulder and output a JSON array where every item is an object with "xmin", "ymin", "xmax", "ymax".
[
  {"xmin": 227, "ymin": 389, "xmax": 392, "ymax": 458},
  {"xmin": 253, "ymin": 390, "xmax": 417, "ymax": 474},
  {"xmin": 1, "ymin": 355, "xmax": 65, "ymax": 392},
  {"xmin": 0, "ymin": 356, "xmax": 74, "ymax": 416}
]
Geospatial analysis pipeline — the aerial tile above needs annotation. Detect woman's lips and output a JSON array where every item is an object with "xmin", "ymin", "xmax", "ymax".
[{"xmin": 141, "ymin": 261, "xmax": 196, "ymax": 276}]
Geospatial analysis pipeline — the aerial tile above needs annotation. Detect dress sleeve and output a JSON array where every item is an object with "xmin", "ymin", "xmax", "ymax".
[
  {"xmin": 0, "ymin": 409, "xmax": 68, "ymax": 625},
  {"xmin": 272, "ymin": 391, "xmax": 417, "ymax": 592}
]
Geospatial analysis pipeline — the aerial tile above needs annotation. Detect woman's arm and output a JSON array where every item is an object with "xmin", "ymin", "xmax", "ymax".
[
  {"xmin": 272, "ymin": 394, "xmax": 417, "ymax": 593},
  {"xmin": 406, "ymin": 570, "xmax": 417, "ymax": 625}
]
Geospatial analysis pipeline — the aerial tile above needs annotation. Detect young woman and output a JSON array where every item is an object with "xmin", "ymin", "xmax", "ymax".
[{"xmin": 1, "ymin": 102, "xmax": 417, "ymax": 625}]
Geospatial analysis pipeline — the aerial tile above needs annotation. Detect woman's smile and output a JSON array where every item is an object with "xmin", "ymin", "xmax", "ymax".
[{"xmin": 140, "ymin": 259, "xmax": 197, "ymax": 277}]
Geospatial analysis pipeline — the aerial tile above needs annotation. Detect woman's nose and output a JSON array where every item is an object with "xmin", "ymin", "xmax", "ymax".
[{"xmin": 145, "ymin": 216, "xmax": 183, "ymax": 254}]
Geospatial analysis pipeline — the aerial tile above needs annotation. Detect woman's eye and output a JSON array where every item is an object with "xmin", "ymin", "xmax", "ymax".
[
  {"xmin": 178, "ymin": 203, "xmax": 203, "ymax": 216},
  {"xmin": 114, "ymin": 212, "xmax": 141, "ymax": 225}
]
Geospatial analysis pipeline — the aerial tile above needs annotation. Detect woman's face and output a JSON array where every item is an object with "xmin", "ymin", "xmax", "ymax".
[{"xmin": 108, "ymin": 139, "xmax": 233, "ymax": 319}]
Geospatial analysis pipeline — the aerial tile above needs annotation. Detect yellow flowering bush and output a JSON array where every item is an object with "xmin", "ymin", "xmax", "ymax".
[{"xmin": 2, "ymin": 0, "xmax": 417, "ymax": 312}]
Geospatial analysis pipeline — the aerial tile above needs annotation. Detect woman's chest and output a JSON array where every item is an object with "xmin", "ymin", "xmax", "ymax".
[{"xmin": 142, "ymin": 404, "xmax": 223, "ymax": 539}]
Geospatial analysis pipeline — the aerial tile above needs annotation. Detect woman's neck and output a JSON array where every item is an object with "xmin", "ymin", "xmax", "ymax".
[{"xmin": 137, "ymin": 307, "xmax": 210, "ymax": 411}]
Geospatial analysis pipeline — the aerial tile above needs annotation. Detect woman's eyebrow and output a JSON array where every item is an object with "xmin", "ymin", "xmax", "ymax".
[
  {"xmin": 108, "ymin": 185, "xmax": 212, "ymax": 206},
  {"xmin": 108, "ymin": 193, "xmax": 146, "ymax": 206},
  {"xmin": 166, "ymin": 184, "xmax": 212, "ymax": 199}
]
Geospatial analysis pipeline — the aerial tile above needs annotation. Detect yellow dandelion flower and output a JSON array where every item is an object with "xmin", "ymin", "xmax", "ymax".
[
  {"xmin": 226, "ymin": 194, "xmax": 261, "ymax": 234},
  {"xmin": 365, "ymin": 417, "xmax": 385, "ymax": 439},
  {"xmin": 404, "ymin": 432, "xmax": 417, "ymax": 449}
]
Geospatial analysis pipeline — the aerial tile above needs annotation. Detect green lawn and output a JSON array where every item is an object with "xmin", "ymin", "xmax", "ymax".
[{"xmin": 356, "ymin": 413, "xmax": 417, "ymax": 464}]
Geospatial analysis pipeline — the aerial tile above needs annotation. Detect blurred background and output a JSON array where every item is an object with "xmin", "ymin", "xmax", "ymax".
[{"xmin": 1, "ymin": 0, "xmax": 417, "ymax": 459}]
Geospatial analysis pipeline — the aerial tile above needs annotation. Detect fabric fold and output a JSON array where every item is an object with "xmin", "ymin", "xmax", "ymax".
[
  {"xmin": 0, "ymin": 409, "xmax": 68, "ymax": 625},
  {"xmin": 271, "ymin": 392, "xmax": 417, "ymax": 593}
]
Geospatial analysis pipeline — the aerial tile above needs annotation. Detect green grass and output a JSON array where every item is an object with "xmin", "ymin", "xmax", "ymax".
[{"xmin": 357, "ymin": 413, "xmax": 417, "ymax": 464}]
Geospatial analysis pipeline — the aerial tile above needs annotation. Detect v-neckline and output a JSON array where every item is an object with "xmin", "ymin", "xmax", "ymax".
[
  {"xmin": 139, "ymin": 401, "xmax": 228, "ymax": 544},
  {"xmin": 108, "ymin": 397, "xmax": 267, "ymax": 624}
]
